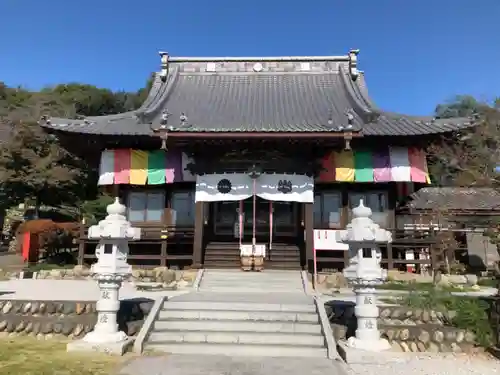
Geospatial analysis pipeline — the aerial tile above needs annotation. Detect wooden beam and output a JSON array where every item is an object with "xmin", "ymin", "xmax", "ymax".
[{"xmin": 192, "ymin": 202, "xmax": 205, "ymax": 268}]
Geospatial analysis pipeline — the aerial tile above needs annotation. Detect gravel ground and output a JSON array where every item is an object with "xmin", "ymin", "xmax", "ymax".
[{"xmin": 344, "ymin": 352, "xmax": 500, "ymax": 375}]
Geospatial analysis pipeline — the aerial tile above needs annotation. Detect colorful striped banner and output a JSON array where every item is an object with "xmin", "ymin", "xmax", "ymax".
[
  {"xmin": 317, "ymin": 147, "xmax": 430, "ymax": 183},
  {"xmin": 98, "ymin": 147, "xmax": 429, "ymax": 185},
  {"xmin": 97, "ymin": 149, "xmax": 195, "ymax": 185}
]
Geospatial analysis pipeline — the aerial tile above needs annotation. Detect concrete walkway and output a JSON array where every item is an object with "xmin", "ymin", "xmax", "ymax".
[
  {"xmin": 119, "ymin": 354, "xmax": 346, "ymax": 375},
  {"xmin": 0, "ymin": 279, "xmax": 190, "ymax": 301}
]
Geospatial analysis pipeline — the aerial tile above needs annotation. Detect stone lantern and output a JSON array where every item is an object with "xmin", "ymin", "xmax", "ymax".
[
  {"xmin": 338, "ymin": 199, "xmax": 392, "ymax": 352},
  {"xmin": 67, "ymin": 198, "xmax": 141, "ymax": 355}
]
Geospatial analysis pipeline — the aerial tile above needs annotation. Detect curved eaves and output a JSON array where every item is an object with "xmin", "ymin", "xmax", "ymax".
[
  {"xmin": 140, "ymin": 65, "xmax": 181, "ymax": 123},
  {"xmin": 338, "ymin": 65, "xmax": 378, "ymax": 120},
  {"xmin": 78, "ymin": 72, "xmax": 166, "ymax": 123},
  {"xmin": 135, "ymin": 73, "xmax": 165, "ymax": 113},
  {"xmin": 351, "ymin": 73, "xmax": 380, "ymax": 112}
]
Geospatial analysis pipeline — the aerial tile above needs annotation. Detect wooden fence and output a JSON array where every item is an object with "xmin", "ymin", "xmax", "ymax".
[
  {"xmin": 78, "ymin": 224, "xmax": 195, "ymax": 268},
  {"xmin": 315, "ymin": 228, "xmax": 470, "ymax": 272},
  {"xmin": 76, "ymin": 225, "xmax": 473, "ymax": 271}
]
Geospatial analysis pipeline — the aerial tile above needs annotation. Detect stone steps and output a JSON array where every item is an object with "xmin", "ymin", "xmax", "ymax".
[
  {"xmin": 199, "ymin": 270, "xmax": 306, "ymax": 293},
  {"xmin": 203, "ymin": 242, "xmax": 302, "ymax": 270},
  {"xmin": 153, "ymin": 319, "xmax": 323, "ymax": 334},
  {"xmin": 158, "ymin": 309, "xmax": 319, "ymax": 323},
  {"xmin": 144, "ymin": 297, "xmax": 327, "ymax": 357},
  {"xmin": 145, "ymin": 342, "xmax": 328, "ymax": 357},
  {"xmin": 162, "ymin": 301, "xmax": 316, "ymax": 312},
  {"xmin": 148, "ymin": 330, "xmax": 325, "ymax": 346},
  {"xmin": 195, "ymin": 287, "xmax": 305, "ymax": 293}
]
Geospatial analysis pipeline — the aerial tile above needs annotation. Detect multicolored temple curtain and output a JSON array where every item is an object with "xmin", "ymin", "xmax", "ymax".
[
  {"xmin": 317, "ymin": 147, "xmax": 430, "ymax": 183},
  {"xmin": 97, "ymin": 150, "xmax": 195, "ymax": 185}
]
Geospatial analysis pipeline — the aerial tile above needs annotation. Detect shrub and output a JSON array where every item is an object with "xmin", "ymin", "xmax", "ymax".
[
  {"xmin": 15, "ymin": 220, "xmax": 79, "ymax": 264},
  {"xmin": 397, "ymin": 290, "xmax": 493, "ymax": 347}
]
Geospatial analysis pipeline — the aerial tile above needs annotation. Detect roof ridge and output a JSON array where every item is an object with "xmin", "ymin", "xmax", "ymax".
[{"xmin": 166, "ymin": 55, "xmax": 351, "ymax": 63}]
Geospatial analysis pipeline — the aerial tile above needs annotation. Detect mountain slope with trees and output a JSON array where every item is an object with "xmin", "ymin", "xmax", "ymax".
[{"xmin": 0, "ymin": 78, "xmax": 152, "ymax": 217}]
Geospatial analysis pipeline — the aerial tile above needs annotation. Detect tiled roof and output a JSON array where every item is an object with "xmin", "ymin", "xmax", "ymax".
[
  {"xmin": 39, "ymin": 51, "xmax": 473, "ymax": 137},
  {"xmin": 406, "ymin": 187, "xmax": 500, "ymax": 211}
]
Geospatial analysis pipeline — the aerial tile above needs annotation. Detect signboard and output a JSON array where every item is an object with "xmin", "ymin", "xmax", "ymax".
[{"xmin": 313, "ymin": 229, "xmax": 349, "ymax": 288}]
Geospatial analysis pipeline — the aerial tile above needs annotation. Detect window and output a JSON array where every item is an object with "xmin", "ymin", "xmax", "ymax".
[
  {"xmin": 127, "ymin": 191, "xmax": 165, "ymax": 222},
  {"xmin": 170, "ymin": 191, "xmax": 195, "ymax": 226},
  {"xmin": 348, "ymin": 191, "xmax": 389, "ymax": 227},
  {"xmin": 314, "ymin": 192, "xmax": 342, "ymax": 228}
]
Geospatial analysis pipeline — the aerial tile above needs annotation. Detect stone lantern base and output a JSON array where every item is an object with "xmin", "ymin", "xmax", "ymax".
[
  {"xmin": 345, "ymin": 335, "xmax": 391, "ymax": 352},
  {"xmin": 337, "ymin": 340, "xmax": 393, "ymax": 364},
  {"xmin": 67, "ymin": 335, "xmax": 135, "ymax": 356}
]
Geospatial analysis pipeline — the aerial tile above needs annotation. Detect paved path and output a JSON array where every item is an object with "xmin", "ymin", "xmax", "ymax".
[
  {"xmin": 118, "ymin": 351, "xmax": 500, "ymax": 375},
  {"xmin": 0, "ymin": 279, "xmax": 190, "ymax": 301},
  {"xmin": 119, "ymin": 354, "xmax": 346, "ymax": 375},
  {"xmin": 0, "ymin": 252, "xmax": 24, "ymax": 270}
]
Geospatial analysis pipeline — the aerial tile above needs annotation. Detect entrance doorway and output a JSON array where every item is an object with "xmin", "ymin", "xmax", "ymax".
[{"xmin": 212, "ymin": 197, "xmax": 299, "ymax": 243}]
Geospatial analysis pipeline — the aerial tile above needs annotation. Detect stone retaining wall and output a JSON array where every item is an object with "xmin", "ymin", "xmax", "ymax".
[
  {"xmin": 326, "ymin": 302, "xmax": 476, "ymax": 353},
  {"xmin": 380, "ymin": 324, "xmax": 475, "ymax": 353},
  {"xmin": 0, "ymin": 299, "xmax": 153, "ymax": 339}
]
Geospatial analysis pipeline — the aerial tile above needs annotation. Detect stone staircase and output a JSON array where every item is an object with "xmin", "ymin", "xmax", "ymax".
[
  {"xmin": 203, "ymin": 242, "xmax": 302, "ymax": 270},
  {"xmin": 139, "ymin": 270, "xmax": 333, "ymax": 358},
  {"xmin": 198, "ymin": 269, "xmax": 306, "ymax": 293},
  {"xmin": 143, "ymin": 294, "xmax": 328, "ymax": 357}
]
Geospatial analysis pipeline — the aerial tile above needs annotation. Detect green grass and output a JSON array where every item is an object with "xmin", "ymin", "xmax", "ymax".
[
  {"xmin": 0, "ymin": 337, "xmax": 129, "ymax": 375},
  {"xmin": 478, "ymin": 278, "xmax": 498, "ymax": 288}
]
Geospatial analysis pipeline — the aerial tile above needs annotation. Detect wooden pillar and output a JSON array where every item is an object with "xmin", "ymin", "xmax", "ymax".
[
  {"xmin": 304, "ymin": 202, "xmax": 314, "ymax": 271},
  {"xmin": 160, "ymin": 209, "xmax": 172, "ymax": 267},
  {"xmin": 387, "ymin": 242, "xmax": 394, "ymax": 270},
  {"xmin": 192, "ymin": 202, "xmax": 205, "ymax": 268},
  {"xmin": 112, "ymin": 184, "xmax": 119, "ymax": 198},
  {"xmin": 77, "ymin": 224, "xmax": 85, "ymax": 266}
]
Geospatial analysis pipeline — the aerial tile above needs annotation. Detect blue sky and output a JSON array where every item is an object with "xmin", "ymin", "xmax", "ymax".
[{"xmin": 0, "ymin": 0, "xmax": 498, "ymax": 115}]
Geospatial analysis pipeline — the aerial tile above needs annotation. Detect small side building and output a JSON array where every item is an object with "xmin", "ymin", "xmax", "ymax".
[{"xmin": 400, "ymin": 187, "xmax": 500, "ymax": 270}]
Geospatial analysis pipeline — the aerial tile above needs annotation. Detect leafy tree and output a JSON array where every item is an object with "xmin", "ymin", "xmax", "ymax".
[
  {"xmin": 428, "ymin": 95, "xmax": 500, "ymax": 291},
  {"xmin": 0, "ymin": 120, "xmax": 88, "ymax": 212},
  {"xmin": 435, "ymin": 95, "xmax": 483, "ymax": 119},
  {"xmin": 80, "ymin": 194, "xmax": 115, "ymax": 225},
  {"xmin": 427, "ymin": 96, "xmax": 500, "ymax": 186},
  {"xmin": 0, "ymin": 78, "xmax": 150, "ymax": 213}
]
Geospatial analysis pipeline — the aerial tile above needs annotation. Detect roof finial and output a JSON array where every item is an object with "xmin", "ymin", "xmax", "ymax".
[
  {"xmin": 160, "ymin": 109, "xmax": 171, "ymax": 127},
  {"xmin": 345, "ymin": 111, "xmax": 354, "ymax": 129},
  {"xmin": 348, "ymin": 49, "xmax": 359, "ymax": 81},
  {"xmin": 180, "ymin": 112, "xmax": 188, "ymax": 125},
  {"xmin": 159, "ymin": 51, "xmax": 169, "ymax": 81},
  {"xmin": 327, "ymin": 110, "xmax": 334, "ymax": 126}
]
